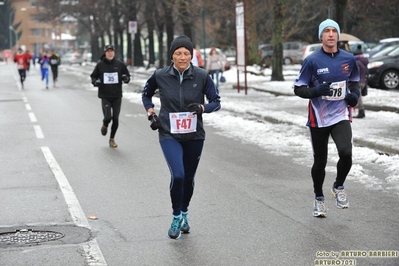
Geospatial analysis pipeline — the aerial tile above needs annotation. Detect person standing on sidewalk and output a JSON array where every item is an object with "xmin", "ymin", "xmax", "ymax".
[
  {"xmin": 49, "ymin": 50, "xmax": 61, "ymax": 87},
  {"xmin": 90, "ymin": 44, "xmax": 130, "ymax": 148},
  {"xmin": 206, "ymin": 47, "xmax": 222, "ymax": 89},
  {"xmin": 13, "ymin": 48, "xmax": 29, "ymax": 89},
  {"xmin": 293, "ymin": 19, "xmax": 360, "ymax": 218},
  {"xmin": 353, "ymin": 46, "xmax": 368, "ymax": 118},
  {"xmin": 142, "ymin": 35, "xmax": 221, "ymax": 239}
]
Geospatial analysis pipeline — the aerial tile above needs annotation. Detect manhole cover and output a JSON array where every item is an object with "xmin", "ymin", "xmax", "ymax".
[{"xmin": 0, "ymin": 229, "xmax": 64, "ymax": 244}]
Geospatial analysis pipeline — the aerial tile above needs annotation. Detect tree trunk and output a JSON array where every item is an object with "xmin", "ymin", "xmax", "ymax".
[
  {"xmin": 334, "ymin": 0, "xmax": 348, "ymax": 33},
  {"xmin": 246, "ymin": 0, "xmax": 259, "ymax": 65},
  {"xmin": 155, "ymin": 5, "xmax": 165, "ymax": 68},
  {"xmin": 178, "ymin": 0, "xmax": 192, "ymax": 39},
  {"xmin": 145, "ymin": 0, "xmax": 156, "ymax": 68},
  {"xmin": 134, "ymin": 29, "xmax": 144, "ymax": 67},
  {"xmin": 271, "ymin": 0, "xmax": 286, "ymax": 81},
  {"xmin": 163, "ymin": 1, "xmax": 175, "ymax": 63}
]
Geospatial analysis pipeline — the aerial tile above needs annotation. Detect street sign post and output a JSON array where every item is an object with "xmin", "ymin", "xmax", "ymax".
[{"xmin": 235, "ymin": 2, "xmax": 248, "ymax": 94}]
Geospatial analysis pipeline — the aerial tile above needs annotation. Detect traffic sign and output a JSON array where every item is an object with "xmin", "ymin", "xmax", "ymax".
[{"xmin": 129, "ymin": 21, "xmax": 137, "ymax": 34}]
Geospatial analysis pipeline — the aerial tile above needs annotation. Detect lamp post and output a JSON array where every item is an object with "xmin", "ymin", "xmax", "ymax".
[
  {"xmin": 9, "ymin": 10, "xmax": 15, "ymax": 50},
  {"xmin": 201, "ymin": 8, "xmax": 206, "ymax": 67},
  {"xmin": 9, "ymin": 26, "xmax": 18, "ymax": 50},
  {"xmin": 8, "ymin": 8, "xmax": 27, "ymax": 51}
]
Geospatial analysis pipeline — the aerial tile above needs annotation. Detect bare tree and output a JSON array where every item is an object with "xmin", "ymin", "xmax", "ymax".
[
  {"xmin": 163, "ymin": 0, "xmax": 176, "ymax": 63},
  {"xmin": 333, "ymin": 0, "xmax": 348, "ymax": 33},
  {"xmin": 144, "ymin": 0, "xmax": 156, "ymax": 68},
  {"xmin": 32, "ymin": 0, "xmax": 399, "ymax": 71},
  {"xmin": 271, "ymin": 0, "xmax": 286, "ymax": 81},
  {"xmin": 177, "ymin": 0, "xmax": 193, "ymax": 39}
]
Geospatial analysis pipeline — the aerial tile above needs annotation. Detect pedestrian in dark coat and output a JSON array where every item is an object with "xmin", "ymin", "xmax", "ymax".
[{"xmin": 354, "ymin": 46, "xmax": 369, "ymax": 118}]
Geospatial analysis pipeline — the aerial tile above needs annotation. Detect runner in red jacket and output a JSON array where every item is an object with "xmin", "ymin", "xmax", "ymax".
[{"xmin": 14, "ymin": 48, "xmax": 29, "ymax": 89}]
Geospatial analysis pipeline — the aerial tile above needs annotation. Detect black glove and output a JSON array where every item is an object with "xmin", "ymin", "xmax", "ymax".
[
  {"xmin": 91, "ymin": 78, "xmax": 101, "ymax": 87},
  {"xmin": 122, "ymin": 74, "xmax": 130, "ymax": 83},
  {"xmin": 344, "ymin": 93, "xmax": 359, "ymax": 107},
  {"xmin": 312, "ymin": 83, "xmax": 333, "ymax": 97},
  {"xmin": 187, "ymin": 103, "xmax": 203, "ymax": 115},
  {"xmin": 148, "ymin": 112, "xmax": 161, "ymax": 130}
]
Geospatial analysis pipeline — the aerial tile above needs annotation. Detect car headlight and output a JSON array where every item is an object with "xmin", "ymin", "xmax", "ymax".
[{"xmin": 368, "ymin": 61, "xmax": 384, "ymax": 69}]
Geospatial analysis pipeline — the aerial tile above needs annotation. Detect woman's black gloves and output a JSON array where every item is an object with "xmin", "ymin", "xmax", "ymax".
[
  {"xmin": 148, "ymin": 112, "xmax": 161, "ymax": 130},
  {"xmin": 187, "ymin": 103, "xmax": 203, "ymax": 115}
]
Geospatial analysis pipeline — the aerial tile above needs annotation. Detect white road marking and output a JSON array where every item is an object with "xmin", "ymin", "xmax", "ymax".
[
  {"xmin": 28, "ymin": 112, "xmax": 37, "ymax": 122},
  {"xmin": 25, "ymin": 103, "xmax": 31, "ymax": 111},
  {"xmin": 41, "ymin": 147, "xmax": 107, "ymax": 266},
  {"xmin": 33, "ymin": 125, "xmax": 44, "ymax": 139}
]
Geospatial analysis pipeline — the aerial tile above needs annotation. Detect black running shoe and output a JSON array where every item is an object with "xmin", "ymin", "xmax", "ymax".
[
  {"xmin": 101, "ymin": 125, "xmax": 107, "ymax": 136},
  {"xmin": 109, "ymin": 138, "xmax": 117, "ymax": 148}
]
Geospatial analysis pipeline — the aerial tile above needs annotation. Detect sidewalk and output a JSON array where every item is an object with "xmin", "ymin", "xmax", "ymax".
[
  {"xmin": 221, "ymin": 66, "xmax": 399, "ymax": 155},
  {"xmin": 246, "ymin": 81, "xmax": 399, "ymax": 154}
]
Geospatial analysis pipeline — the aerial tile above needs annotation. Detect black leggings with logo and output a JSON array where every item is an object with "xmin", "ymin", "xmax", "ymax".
[
  {"xmin": 101, "ymin": 98, "xmax": 122, "ymax": 139},
  {"xmin": 309, "ymin": 120, "xmax": 353, "ymax": 197}
]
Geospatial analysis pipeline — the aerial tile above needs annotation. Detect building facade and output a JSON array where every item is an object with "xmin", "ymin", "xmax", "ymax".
[{"xmin": 11, "ymin": 0, "xmax": 78, "ymax": 56}]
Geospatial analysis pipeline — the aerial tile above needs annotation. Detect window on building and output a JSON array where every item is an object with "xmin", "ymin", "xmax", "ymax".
[{"xmin": 32, "ymin": 28, "xmax": 40, "ymax": 36}]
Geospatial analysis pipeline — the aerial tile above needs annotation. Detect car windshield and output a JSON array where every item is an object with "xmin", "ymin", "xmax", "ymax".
[
  {"xmin": 309, "ymin": 44, "xmax": 322, "ymax": 51},
  {"xmin": 261, "ymin": 45, "xmax": 273, "ymax": 51},
  {"xmin": 386, "ymin": 47, "xmax": 399, "ymax": 57},
  {"xmin": 371, "ymin": 46, "xmax": 398, "ymax": 58},
  {"xmin": 370, "ymin": 43, "xmax": 385, "ymax": 52}
]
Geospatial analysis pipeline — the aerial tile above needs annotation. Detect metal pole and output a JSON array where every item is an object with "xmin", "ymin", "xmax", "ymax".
[
  {"xmin": 201, "ymin": 8, "xmax": 206, "ymax": 67},
  {"xmin": 9, "ymin": 26, "xmax": 18, "ymax": 51},
  {"xmin": 9, "ymin": 10, "xmax": 15, "ymax": 50}
]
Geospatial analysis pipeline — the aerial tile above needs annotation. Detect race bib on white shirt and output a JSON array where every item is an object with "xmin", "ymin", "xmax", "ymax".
[
  {"xmin": 169, "ymin": 112, "xmax": 197, "ymax": 134},
  {"xmin": 103, "ymin": 72, "xmax": 119, "ymax": 84},
  {"xmin": 322, "ymin": 80, "xmax": 347, "ymax": 101}
]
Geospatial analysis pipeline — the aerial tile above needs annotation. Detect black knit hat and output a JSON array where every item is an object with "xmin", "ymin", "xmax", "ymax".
[
  {"xmin": 169, "ymin": 35, "xmax": 193, "ymax": 60},
  {"xmin": 104, "ymin": 44, "xmax": 115, "ymax": 52}
]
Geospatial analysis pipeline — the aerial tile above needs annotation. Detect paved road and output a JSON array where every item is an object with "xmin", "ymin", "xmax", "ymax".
[{"xmin": 0, "ymin": 62, "xmax": 398, "ymax": 266}]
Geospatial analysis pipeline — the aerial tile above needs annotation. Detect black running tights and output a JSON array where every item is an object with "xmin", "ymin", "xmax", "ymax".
[
  {"xmin": 18, "ymin": 69, "xmax": 26, "ymax": 84},
  {"xmin": 309, "ymin": 120, "xmax": 353, "ymax": 197},
  {"xmin": 101, "ymin": 98, "xmax": 122, "ymax": 139}
]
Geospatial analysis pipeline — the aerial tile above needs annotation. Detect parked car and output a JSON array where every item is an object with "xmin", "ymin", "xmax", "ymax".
[
  {"xmin": 302, "ymin": 43, "xmax": 322, "ymax": 62},
  {"xmin": 258, "ymin": 41, "xmax": 309, "ymax": 68},
  {"xmin": 367, "ymin": 46, "xmax": 399, "ymax": 90},
  {"xmin": 349, "ymin": 42, "xmax": 377, "ymax": 53},
  {"xmin": 364, "ymin": 38, "xmax": 399, "ymax": 58},
  {"xmin": 258, "ymin": 44, "xmax": 274, "ymax": 68},
  {"xmin": 82, "ymin": 51, "xmax": 92, "ymax": 63},
  {"xmin": 200, "ymin": 48, "xmax": 231, "ymax": 71},
  {"xmin": 370, "ymin": 44, "xmax": 399, "ymax": 59},
  {"xmin": 283, "ymin": 41, "xmax": 309, "ymax": 65},
  {"xmin": 62, "ymin": 53, "xmax": 83, "ymax": 65},
  {"xmin": 222, "ymin": 46, "xmax": 236, "ymax": 65}
]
